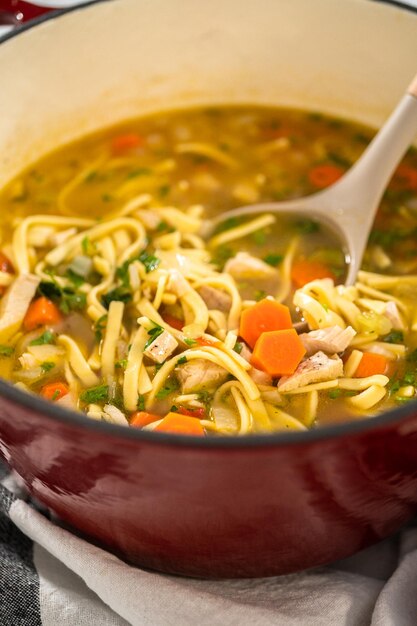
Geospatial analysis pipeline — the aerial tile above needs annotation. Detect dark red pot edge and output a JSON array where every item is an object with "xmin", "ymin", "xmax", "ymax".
[{"xmin": 1, "ymin": 0, "xmax": 417, "ymax": 449}]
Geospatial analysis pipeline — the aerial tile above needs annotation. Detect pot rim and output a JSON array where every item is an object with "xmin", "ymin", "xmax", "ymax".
[{"xmin": 0, "ymin": 0, "xmax": 417, "ymax": 449}]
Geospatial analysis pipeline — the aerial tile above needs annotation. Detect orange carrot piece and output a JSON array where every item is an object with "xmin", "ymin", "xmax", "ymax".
[
  {"xmin": 196, "ymin": 336, "xmax": 218, "ymax": 347},
  {"xmin": 161, "ymin": 314, "xmax": 184, "ymax": 331},
  {"xmin": 291, "ymin": 259, "xmax": 336, "ymax": 288},
  {"xmin": 111, "ymin": 133, "xmax": 143, "ymax": 155},
  {"xmin": 308, "ymin": 164, "xmax": 344, "ymax": 188},
  {"xmin": 154, "ymin": 412, "xmax": 205, "ymax": 436},
  {"xmin": 130, "ymin": 411, "xmax": 161, "ymax": 428},
  {"xmin": 23, "ymin": 297, "xmax": 62, "ymax": 331},
  {"xmin": 239, "ymin": 299, "xmax": 293, "ymax": 349},
  {"xmin": 41, "ymin": 381, "xmax": 69, "ymax": 402},
  {"xmin": 251, "ymin": 328, "xmax": 306, "ymax": 377},
  {"xmin": 392, "ymin": 164, "xmax": 417, "ymax": 191},
  {"xmin": 354, "ymin": 352, "xmax": 388, "ymax": 378}
]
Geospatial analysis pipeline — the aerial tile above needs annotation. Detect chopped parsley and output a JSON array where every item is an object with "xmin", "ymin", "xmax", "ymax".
[
  {"xmin": 155, "ymin": 378, "xmax": 179, "ymax": 399},
  {"xmin": 137, "ymin": 395, "xmax": 145, "ymax": 411},
  {"xmin": 0, "ymin": 345, "xmax": 14, "ymax": 357},
  {"xmin": 407, "ymin": 349, "xmax": 417, "ymax": 362},
  {"xmin": 233, "ymin": 341, "xmax": 243, "ymax": 354},
  {"xmin": 101, "ymin": 287, "xmax": 132, "ymax": 310},
  {"xmin": 40, "ymin": 362, "xmax": 55, "ymax": 373},
  {"xmin": 115, "ymin": 359, "xmax": 128, "ymax": 370},
  {"xmin": 177, "ymin": 355, "xmax": 188, "ymax": 364},
  {"xmin": 94, "ymin": 315, "xmax": 108, "ymax": 342},
  {"xmin": 138, "ymin": 251, "xmax": 160, "ymax": 274},
  {"xmin": 252, "ymin": 229, "xmax": 267, "ymax": 246},
  {"xmin": 80, "ymin": 384, "xmax": 109, "ymax": 404},
  {"xmin": 156, "ymin": 220, "xmax": 173, "ymax": 233},
  {"xmin": 116, "ymin": 260, "xmax": 132, "ymax": 288},
  {"xmin": 263, "ymin": 253, "xmax": 283, "ymax": 267},
  {"xmin": 158, "ymin": 184, "xmax": 171, "ymax": 198},
  {"xmin": 183, "ymin": 338, "xmax": 197, "ymax": 347},
  {"xmin": 38, "ymin": 277, "xmax": 86, "ymax": 314},
  {"xmin": 211, "ymin": 246, "xmax": 234, "ymax": 268},
  {"xmin": 254, "ymin": 290, "xmax": 267, "ymax": 301},
  {"xmin": 144, "ymin": 325, "xmax": 164, "ymax": 350},
  {"xmin": 30, "ymin": 331, "xmax": 56, "ymax": 346},
  {"xmin": 213, "ymin": 217, "xmax": 243, "ymax": 236},
  {"xmin": 127, "ymin": 167, "xmax": 151, "ymax": 179},
  {"xmin": 81, "ymin": 236, "xmax": 97, "ymax": 256},
  {"xmin": 51, "ymin": 390, "xmax": 61, "ymax": 401},
  {"xmin": 294, "ymin": 219, "xmax": 320, "ymax": 234},
  {"xmin": 383, "ymin": 330, "xmax": 404, "ymax": 344},
  {"xmin": 65, "ymin": 269, "xmax": 85, "ymax": 288}
]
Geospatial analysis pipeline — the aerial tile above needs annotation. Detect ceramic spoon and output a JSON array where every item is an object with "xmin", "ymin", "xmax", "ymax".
[{"xmin": 205, "ymin": 72, "xmax": 417, "ymax": 285}]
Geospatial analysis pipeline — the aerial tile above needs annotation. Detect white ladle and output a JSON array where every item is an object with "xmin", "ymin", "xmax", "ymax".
[{"xmin": 206, "ymin": 73, "xmax": 417, "ymax": 285}]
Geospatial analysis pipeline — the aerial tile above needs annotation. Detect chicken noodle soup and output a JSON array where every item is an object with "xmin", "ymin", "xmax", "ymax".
[{"xmin": 0, "ymin": 106, "xmax": 417, "ymax": 436}]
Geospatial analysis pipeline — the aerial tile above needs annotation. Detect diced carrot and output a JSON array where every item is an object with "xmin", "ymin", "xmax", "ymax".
[
  {"xmin": 111, "ymin": 133, "xmax": 143, "ymax": 155},
  {"xmin": 154, "ymin": 412, "xmax": 205, "ymax": 436},
  {"xmin": 196, "ymin": 336, "xmax": 217, "ymax": 347},
  {"xmin": 354, "ymin": 352, "xmax": 388, "ymax": 378},
  {"xmin": 130, "ymin": 411, "xmax": 161, "ymax": 428},
  {"xmin": 308, "ymin": 164, "xmax": 344, "ymax": 188},
  {"xmin": 291, "ymin": 259, "xmax": 336, "ymax": 288},
  {"xmin": 251, "ymin": 328, "xmax": 306, "ymax": 377},
  {"xmin": 392, "ymin": 164, "xmax": 417, "ymax": 191},
  {"xmin": 239, "ymin": 299, "xmax": 293, "ymax": 349},
  {"xmin": 178, "ymin": 406, "xmax": 206, "ymax": 418},
  {"xmin": 23, "ymin": 297, "xmax": 62, "ymax": 331},
  {"xmin": 41, "ymin": 382, "xmax": 69, "ymax": 402},
  {"xmin": 161, "ymin": 314, "xmax": 184, "ymax": 331}
]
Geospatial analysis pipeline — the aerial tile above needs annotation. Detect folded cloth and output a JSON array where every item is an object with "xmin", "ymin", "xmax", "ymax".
[{"xmin": 1, "ymin": 462, "xmax": 417, "ymax": 626}]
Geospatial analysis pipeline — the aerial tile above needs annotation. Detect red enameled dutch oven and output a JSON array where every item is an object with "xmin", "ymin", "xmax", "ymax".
[{"xmin": 1, "ymin": 0, "xmax": 417, "ymax": 578}]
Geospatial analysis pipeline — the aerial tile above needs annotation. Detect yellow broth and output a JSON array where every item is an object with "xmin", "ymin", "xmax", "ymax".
[{"xmin": 0, "ymin": 106, "xmax": 416, "ymax": 435}]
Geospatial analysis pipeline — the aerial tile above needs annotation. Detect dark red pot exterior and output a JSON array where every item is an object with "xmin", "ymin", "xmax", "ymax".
[{"xmin": 1, "ymin": 388, "xmax": 417, "ymax": 578}]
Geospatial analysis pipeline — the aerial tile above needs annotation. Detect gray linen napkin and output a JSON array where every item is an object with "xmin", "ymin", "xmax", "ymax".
[{"xmin": 1, "ymin": 462, "xmax": 417, "ymax": 625}]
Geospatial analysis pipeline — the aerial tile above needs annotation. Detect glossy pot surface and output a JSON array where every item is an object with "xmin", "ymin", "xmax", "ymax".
[{"xmin": 0, "ymin": 0, "xmax": 417, "ymax": 577}]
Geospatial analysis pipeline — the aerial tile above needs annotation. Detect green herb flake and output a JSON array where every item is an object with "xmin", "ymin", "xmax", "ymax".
[
  {"xmin": 94, "ymin": 315, "xmax": 108, "ymax": 342},
  {"xmin": 252, "ymin": 229, "xmax": 267, "ymax": 246},
  {"xmin": 38, "ymin": 276, "xmax": 87, "ymax": 314},
  {"xmin": 294, "ymin": 219, "xmax": 320, "ymax": 235},
  {"xmin": 101, "ymin": 287, "xmax": 132, "ymax": 310},
  {"xmin": 127, "ymin": 167, "xmax": 151, "ymax": 179},
  {"xmin": 183, "ymin": 338, "xmax": 197, "ymax": 347},
  {"xmin": 328, "ymin": 388, "xmax": 342, "ymax": 399},
  {"xmin": 254, "ymin": 290, "xmax": 267, "ymax": 302},
  {"xmin": 156, "ymin": 220, "xmax": 173, "ymax": 233},
  {"xmin": 115, "ymin": 359, "xmax": 128, "ymax": 370},
  {"xmin": 158, "ymin": 184, "xmax": 171, "ymax": 198},
  {"xmin": 0, "ymin": 345, "xmax": 14, "ymax": 357},
  {"xmin": 29, "ymin": 330, "xmax": 55, "ymax": 346},
  {"xmin": 138, "ymin": 251, "xmax": 161, "ymax": 274},
  {"xmin": 263, "ymin": 253, "xmax": 283, "ymax": 267},
  {"xmin": 383, "ymin": 330, "xmax": 404, "ymax": 344},
  {"xmin": 137, "ymin": 395, "xmax": 145, "ymax": 411},
  {"xmin": 177, "ymin": 356, "xmax": 188, "ymax": 364},
  {"xmin": 41, "ymin": 361, "xmax": 55, "ymax": 373},
  {"xmin": 170, "ymin": 405, "xmax": 179, "ymax": 412},
  {"xmin": 155, "ymin": 378, "xmax": 179, "ymax": 400},
  {"xmin": 407, "ymin": 349, "xmax": 417, "ymax": 362},
  {"xmin": 211, "ymin": 246, "xmax": 234, "ymax": 268},
  {"xmin": 233, "ymin": 342, "xmax": 243, "ymax": 354},
  {"xmin": 213, "ymin": 217, "xmax": 243, "ymax": 236},
  {"xmin": 81, "ymin": 236, "xmax": 97, "ymax": 256},
  {"xmin": 80, "ymin": 384, "xmax": 109, "ymax": 404},
  {"xmin": 144, "ymin": 326, "xmax": 164, "ymax": 350},
  {"xmin": 65, "ymin": 268, "xmax": 85, "ymax": 288},
  {"xmin": 51, "ymin": 390, "xmax": 60, "ymax": 401}
]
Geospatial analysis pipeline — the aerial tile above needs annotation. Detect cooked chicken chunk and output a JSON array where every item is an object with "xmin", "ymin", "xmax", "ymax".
[
  {"xmin": 224, "ymin": 252, "xmax": 277, "ymax": 280},
  {"xmin": 299, "ymin": 325, "xmax": 356, "ymax": 356},
  {"xmin": 384, "ymin": 302, "xmax": 405, "ymax": 331},
  {"xmin": 278, "ymin": 351, "xmax": 343, "ymax": 392},
  {"xmin": 198, "ymin": 285, "xmax": 232, "ymax": 312},
  {"xmin": 0, "ymin": 273, "xmax": 40, "ymax": 342},
  {"xmin": 144, "ymin": 330, "xmax": 178, "ymax": 364},
  {"xmin": 175, "ymin": 359, "xmax": 229, "ymax": 393},
  {"xmin": 249, "ymin": 367, "xmax": 272, "ymax": 386}
]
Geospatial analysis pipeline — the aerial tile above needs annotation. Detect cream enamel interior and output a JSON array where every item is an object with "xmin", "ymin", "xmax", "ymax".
[{"xmin": 0, "ymin": 0, "xmax": 417, "ymax": 188}]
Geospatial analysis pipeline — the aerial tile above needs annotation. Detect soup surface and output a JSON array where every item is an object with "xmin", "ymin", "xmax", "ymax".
[{"xmin": 0, "ymin": 106, "xmax": 417, "ymax": 436}]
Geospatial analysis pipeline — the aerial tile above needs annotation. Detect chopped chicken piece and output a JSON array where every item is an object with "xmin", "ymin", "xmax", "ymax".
[
  {"xmin": 144, "ymin": 330, "xmax": 178, "ymax": 364},
  {"xmin": 224, "ymin": 252, "xmax": 277, "ymax": 280},
  {"xmin": 249, "ymin": 367, "xmax": 272, "ymax": 386},
  {"xmin": 0, "ymin": 273, "xmax": 40, "ymax": 342},
  {"xmin": 103, "ymin": 404, "xmax": 129, "ymax": 426},
  {"xmin": 278, "ymin": 351, "xmax": 343, "ymax": 392},
  {"xmin": 384, "ymin": 302, "xmax": 405, "ymax": 331},
  {"xmin": 175, "ymin": 359, "xmax": 229, "ymax": 393},
  {"xmin": 299, "ymin": 325, "xmax": 356, "ymax": 356},
  {"xmin": 56, "ymin": 392, "xmax": 77, "ymax": 411},
  {"xmin": 18, "ymin": 352, "xmax": 37, "ymax": 370},
  {"xmin": 198, "ymin": 285, "xmax": 232, "ymax": 312},
  {"xmin": 167, "ymin": 270, "xmax": 191, "ymax": 297}
]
